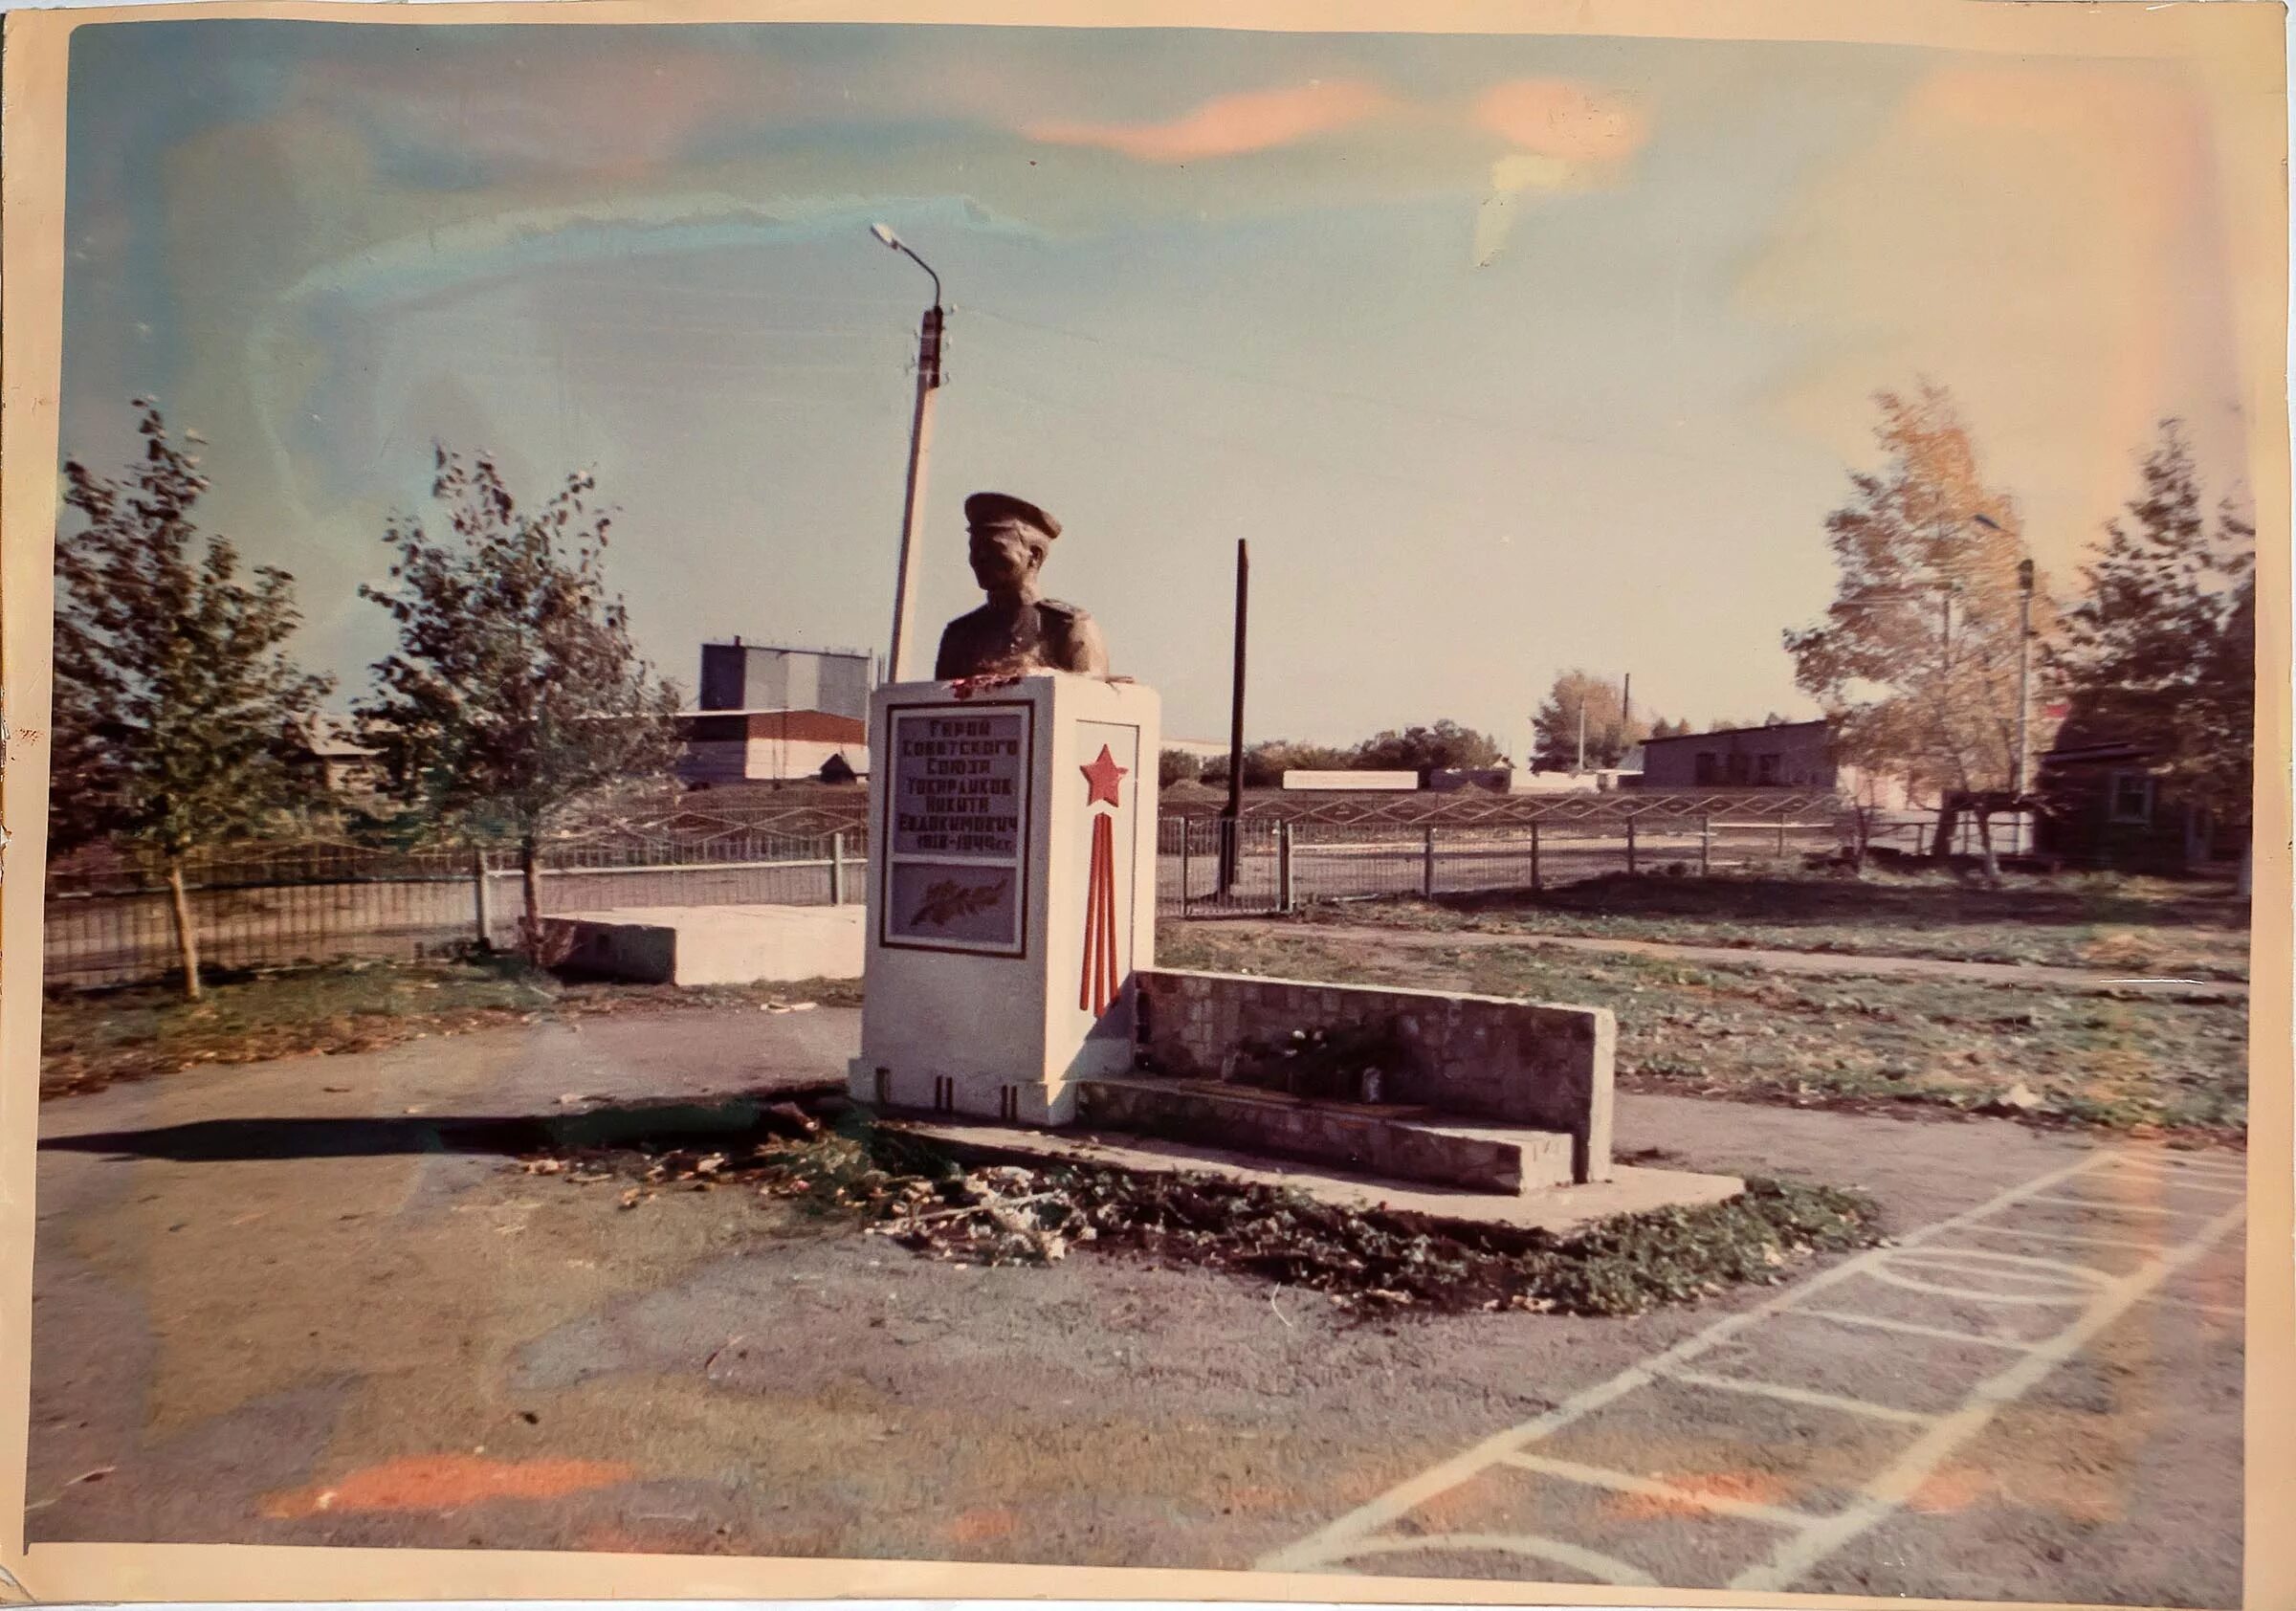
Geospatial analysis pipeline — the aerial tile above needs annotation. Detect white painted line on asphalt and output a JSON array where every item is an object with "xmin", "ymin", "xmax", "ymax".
[
  {"xmin": 1255, "ymin": 1146, "xmax": 2128, "ymax": 1576},
  {"xmin": 1336, "ymin": 1531, "xmax": 1659, "ymax": 1587},
  {"xmin": 1790, "ymin": 1308, "xmax": 2038, "ymax": 1352},
  {"xmin": 1862, "ymin": 1263, "xmax": 2097, "ymax": 1307},
  {"xmin": 2103, "ymin": 1174, "xmax": 2247, "ymax": 1198},
  {"xmin": 2102, "ymin": 1154, "xmax": 2246, "ymax": 1181},
  {"xmin": 2020, "ymin": 1194, "xmax": 2209, "ymax": 1218},
  {"xmin": 1904, "ymin": 1246, "xmax": 2118, "ymax": 1281},
  {"xmin": 2137, "ymin": 1293, "xmax": 2245, "ymax": 1323},
  {"xmin": 1659, "ymin": 1368, "xmax": 1936, "ymax": 1424},
  {"xmin": 1498, "ymin": 1452, "xmax": 1825, "ymax": 1530},
  {"xmin": 1728, "ymin": 1197, "xmax": 2248, "ymax": 1594},
  {"xmin": 1955, "ymin": 1224, "xmax": 2165, "ymax": 1252}
]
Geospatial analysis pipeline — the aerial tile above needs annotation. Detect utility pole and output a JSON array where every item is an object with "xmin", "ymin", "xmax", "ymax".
[
  {"xmin": 870, "ymin": 224, "xmax": 944, "ymax": 683},
  {"xmin": 2014, "ymin": 557, "xmax": 2035, "ymax": 854},
  {"xmin": 1220, "ymin": 540, "xmax": 1249, "ymax": 894},
  {"xmin": 1621, "ymin": 672, "xmax": 1632, "ymax": 764},
  {"xmin": 1577, "ymin": 699, "xmax": 1587, "ymax": 774}
]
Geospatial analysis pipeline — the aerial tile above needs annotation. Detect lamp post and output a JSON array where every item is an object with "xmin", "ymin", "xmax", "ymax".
[
  {"xmin": 869, "ymin": 223, "xmax": 945, "ymax": 684},
  {"xmin": 2014, "ymin": 555, "xmax": 2036, "ymax": 855}
]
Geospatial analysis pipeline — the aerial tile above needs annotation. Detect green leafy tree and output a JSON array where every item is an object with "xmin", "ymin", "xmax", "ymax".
[
  {"xmin": 1532, "ymin": 671, "xmax": 1667, "ymax": 770},
  {"xmin": 1159, "ymin": 748, "xmax": 1205, "ymax": 787},
  {"xmin": 1354, "ymin": 719, "xmax": 1506, "ymax": 773},
  {"xmin": 55, "ymin": 399, "xmax": 334, "ymax": 999},
  {"xmin": 357, "ymin": 449, "xmax": 682, "ymax": 950},
  {"xmin": 2051, "ymin": 419, "xmax": 2256, "ymax": 838},
  {"xmin": 1784, "ymin": 383, "xmax": 2058, "ymax": 880}
]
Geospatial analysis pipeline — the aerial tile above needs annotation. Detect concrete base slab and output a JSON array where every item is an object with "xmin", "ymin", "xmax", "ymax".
[
  {"xmin": 542, "ymin": 904, "xmax": 863, "ymax": 987},
  {"xmin": 887, "ymin": 1115, "xmax": 1744, "ymax": 1236},
  {"xmin": 1076, "ymin": 1075, "xmax": 1575, "ymax": 1195}
]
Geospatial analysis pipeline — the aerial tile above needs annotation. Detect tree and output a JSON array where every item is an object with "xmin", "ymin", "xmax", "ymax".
[
  {"xmin": 1783, "ymin": 383, "xmax": 2057, "ymax": 881},
  {"xmin": 1531, "ymin": 671, "xmax": 1667, "ymax": 770},
  {"xmin": 2051, "ymin": 419, "xmax": 2255, "ymax": 838},
  {"xmin": 55, "ymin": 399, "xmax": 334, "ymax": 999},
  {"xmin": 1354, "ymin": 719, "xmax": 1505, "ymax": 773},
  {"xmin": 1159, "ymin": 748, "xmax": 1205, "ymax": 787},
  {"xmin": 357, "ymin": 449, "xmax": 682, "ymax": 950}
]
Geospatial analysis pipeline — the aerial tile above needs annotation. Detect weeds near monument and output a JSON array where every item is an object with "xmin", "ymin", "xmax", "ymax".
[
  {"xmin": 54, "ymin": 399, "xmax": 335, "ymax": 1000},
  {"xmin": 356, "ymin": 450, "xmax": 682, "ymax": 952},
  {"xmin": 524, "ymin": 1100, "xmax": 1885, "ymax": 1316}
]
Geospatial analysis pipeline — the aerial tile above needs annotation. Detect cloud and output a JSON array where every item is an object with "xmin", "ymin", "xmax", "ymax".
[
  {"xmin": 1022, "ymin": 80, "xmax": 1391, "ymax": 164},
  {"xmin": 1468, "ymin": 80, "xmax": 1651, "ymax": 266}
]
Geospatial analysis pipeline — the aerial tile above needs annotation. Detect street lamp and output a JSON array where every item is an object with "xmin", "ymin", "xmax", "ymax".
[
  {"xmin": 2014, "ymin": 555, "xmax": 2037, "ymax": 854},
  {"xmin": 870, "ymin": 222, "xmax": 946, "ymax": 685}
]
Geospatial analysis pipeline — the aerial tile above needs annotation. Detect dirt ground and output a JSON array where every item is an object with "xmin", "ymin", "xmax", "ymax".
[
  {"xmin": 1318, "ymin": 870, "xmax": 2253, "ymax": 981},
  {"xmin": 27, "ymin": 1007, "xmax": 2244, "ymax": 1605}
]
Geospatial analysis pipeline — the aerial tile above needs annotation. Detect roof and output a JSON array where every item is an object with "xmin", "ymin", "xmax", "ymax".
[
  {"xmin": 701, "ymin": 641, "xmax": 872, "ymax": 660},
  {"xmin": 1640, "ymin": 718, "xmax": 1829, "ymax": 747}
]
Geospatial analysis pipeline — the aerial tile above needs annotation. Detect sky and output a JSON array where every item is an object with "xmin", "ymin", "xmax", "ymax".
[{"xmin": 57, "ymin": 19, "xmax": 2255, "ymax": 758}]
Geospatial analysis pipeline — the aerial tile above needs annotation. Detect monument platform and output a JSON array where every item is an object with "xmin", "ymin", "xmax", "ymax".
[
  {"xmin": 542, "ymin": 904, "xmax": 863, "ymax": 987},
  {"xmin": 1074, "ymin": 1075, "xmax": 1577, "ymax": 1194},
  {"xmin": 886, "ymin": 1116, "xmax": 1745, "ymax": 1237}
]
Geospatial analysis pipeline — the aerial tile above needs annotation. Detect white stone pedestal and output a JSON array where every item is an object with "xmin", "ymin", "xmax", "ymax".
[{"xmin": 848, "ymin": 673, "xmax": 1160, "ymax": 1125}]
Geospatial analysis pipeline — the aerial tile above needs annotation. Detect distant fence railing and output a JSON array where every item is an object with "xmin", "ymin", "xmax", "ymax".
[
  {"xmin": 1161, "ymin": 813, "xmax": 1845, "ymax": 915},
  {"xmin": 43, "ymin": 830, "xmax": 868, "ymax": 989},
  {"xmin": 41, "ymin": 805, "xmax": 1851, "ymax": 988}
]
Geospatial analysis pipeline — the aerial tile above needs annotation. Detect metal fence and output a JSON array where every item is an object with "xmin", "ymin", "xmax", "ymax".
[
  {"xmin": 43, "ymin": 806, "xmax": 1848, "ymax": 988},
  {"xmin": 1161, "ymin": 813, "xmax": 1845, "ymax": 916},
  {"xmin": 43, "ymin": 830, "xmax": 868, "ymax": 988}
]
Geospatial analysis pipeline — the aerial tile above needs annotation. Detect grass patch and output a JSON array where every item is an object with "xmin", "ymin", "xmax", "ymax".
[
  {"xmin": 1303, "ymin": 867, "xmax": 2252, "ymax": 982},
  {"xmin": 41, "ymin": 954, "xmax": 863, "ymax": 1099},
  {"xmin": 1159, "ymin": 926, "xmax": 2248, "ymax": 1143},
  {"xmin": 537, "ymin": 1102, "xmax": 1884, "ymax": 1317}
]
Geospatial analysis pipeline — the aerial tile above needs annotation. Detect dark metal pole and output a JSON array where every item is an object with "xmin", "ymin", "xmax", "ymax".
[{"xmin": 1220, "ymin": 540, "xmax": 1249, "ymax": 894}]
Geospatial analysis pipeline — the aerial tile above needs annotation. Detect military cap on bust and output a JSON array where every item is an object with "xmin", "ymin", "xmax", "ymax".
[{"xmin": 964, "ymin": 491, "xmax": 1061, "ymax": 540}]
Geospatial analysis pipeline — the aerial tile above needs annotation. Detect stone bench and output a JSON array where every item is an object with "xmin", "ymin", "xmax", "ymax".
[{"xmin": 1132, "ymin": 968, "xmax": 1614, "ymax": 1183}]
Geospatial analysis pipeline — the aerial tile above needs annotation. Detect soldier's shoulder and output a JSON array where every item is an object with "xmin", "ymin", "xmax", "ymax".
[{"xmin": 1036, "ymin": 598, "xmax": 1095, "ymax": 625}]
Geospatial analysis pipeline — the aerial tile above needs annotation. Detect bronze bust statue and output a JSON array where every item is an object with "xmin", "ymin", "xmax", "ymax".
[{"xmin": 934, "ymin": 492, "xmax": 1109, "ymax": 681}]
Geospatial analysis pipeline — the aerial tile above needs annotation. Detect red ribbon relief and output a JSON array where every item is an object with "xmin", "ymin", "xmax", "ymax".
[{"xmin": 1080, "ymin": 811, "xmax": 1118, "ymax": 1016}]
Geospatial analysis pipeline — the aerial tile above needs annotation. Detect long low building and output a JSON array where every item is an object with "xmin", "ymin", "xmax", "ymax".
[{"xmin": 677, "ymin": 708, "xmax": 870, "ymax": 785}]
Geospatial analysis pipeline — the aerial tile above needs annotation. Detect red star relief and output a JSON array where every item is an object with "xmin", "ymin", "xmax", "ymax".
[{"xmin": 1079, "ymin": 744, "xmax": 1127, "ymax": 808}]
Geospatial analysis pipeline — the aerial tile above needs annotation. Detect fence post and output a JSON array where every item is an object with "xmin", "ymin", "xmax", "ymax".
[
  {"xmin": 1700, "ymin": 814, "xmax": 1711, "ymax": 876},
  {"xmin": 1181, "ymin": 821, "xmax": 1193, "ymax": 912},
  {"xmin": 1626, "ymin": 818, "xmax": 1638, "ymax": 874},
  {"xmin": 471, "ymin": 846, "xmax": 493, "ymax": 947},
  {"xmin": 1422, "ymin": 827, "xmax": 1436, "ymax": 899},
  {"xmin": 828, "ymin": 831, "xmax": 847, "ymax": 905},
  {"xmin": 1531, "ymin": 822, "xmax": 1541, "ymax": 893},
  {"xmin": 1777, "ymin": 814, "xmax": 1788, "ymax": 857},
  {"xmin": 1278, "ymin": 822, "xmax": 1294, "ymax": 913}
]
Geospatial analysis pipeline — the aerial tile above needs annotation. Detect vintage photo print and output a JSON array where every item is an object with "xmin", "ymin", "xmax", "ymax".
[{"xmin": 1, "ymin": 2, "xmax": 2286, "ymax": 1606}]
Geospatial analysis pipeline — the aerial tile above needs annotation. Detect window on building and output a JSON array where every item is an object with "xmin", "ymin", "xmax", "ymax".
[
  {"xmin": 1694, "ymin": 753, "xmax": 1720, "ymax": 784},
  {"xmin": 1756, "ymin": 753, "xmax": 1782, "ymax": 784},
  {"xmin": 2108, "ymin": 770, "xmax": 2155, "ymax": 826}
]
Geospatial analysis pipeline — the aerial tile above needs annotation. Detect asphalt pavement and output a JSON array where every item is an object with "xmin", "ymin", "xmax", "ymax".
[{"xmin": 27, "ymin": 1007, "xmax": 2244, "ymax": 1604}]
